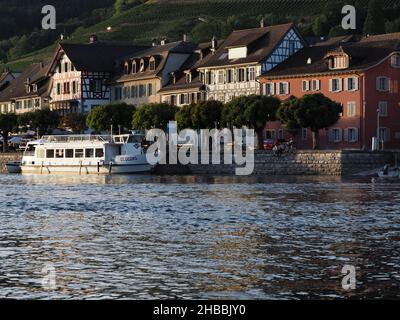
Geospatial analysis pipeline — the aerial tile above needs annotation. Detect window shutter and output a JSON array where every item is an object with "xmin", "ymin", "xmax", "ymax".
[
  {"xmin": 328, "ymin": 129, "xmax": 334, "ymax": 142},
  {"xmin": 376, "ymin": 77, "xmax": 381, "ymax": 91},
  {"xmin": 287, "ymin": 82, "xmax": 290, "ymax": 94},
  {"xmin": 337, "ymin": 129, "xmax": 342, "ymax": 142},
  {"xmin": 344, "ymin": 78, "xmax": 348, "ymax": 91},
  {"xmin": 354, "ymin": 77, "xmax": 359, "ymax": 91},
  {"xmin": 329, "ymin": 79, "xmax": 333, "ymax": 92},
  {"xmin": 262, "ymin": 83, "xmax": 267, "ymax": 95},
  {"xmin": 344, "ymin": 128, "xmax": 349, "ymax": 142},
  {"xmin": 317, "ymin": 80, "xmax": 321, "ymax": 90},
  {"xmin": 271, "ymin": 83, "xmax": 275, "ymax": 95},
  {"xmin": 338, "ymin": 79, "xmax": 343, "ymax": 91},
  {"xmin": 354, "ymin": 128, "xmax": 359, "ymax": 142}
]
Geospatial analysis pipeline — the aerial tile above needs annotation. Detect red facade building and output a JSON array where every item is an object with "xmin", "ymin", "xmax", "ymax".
[{"xmin": 258, "ymin": 33, "xmax": 400, "ymax": 150}]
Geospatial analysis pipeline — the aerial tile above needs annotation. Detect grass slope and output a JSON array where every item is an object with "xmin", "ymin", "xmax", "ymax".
[{"xmin": 5, "ymin": 0, "xmax": 398, "ymax": 71}]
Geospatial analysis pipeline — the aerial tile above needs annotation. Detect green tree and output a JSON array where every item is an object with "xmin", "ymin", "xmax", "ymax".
[
  {"xmin": 363, "ymin": 0, "xmax": 385, "ymax": 35},
  {"xmin": 0, "ymin": 113, "xmax": 18, "ymax": 152},
  {"xmin": 86, "ymin": 103, "xmax": 136, "ymax": 133},
  {"xmin": 132, "ymin": 103, "xmax": 177, "ymax": 130},
  {"xmin": 223, "ymin": 95, "xmax": 281, "ymax": 149},
  {"xmin": 175, "ymin": 104, "xmax": 195, "ymax": 130},
  {"xmin": 293, "ymin": 94, "xmax": 342, "ymax": 150},
  {"xmin": 191, "ymin": 100, "xmax": 224, "ymax": 129},
  {"xmin": 18, "ymin": 108, "xmax": 60, "ymax": 136},
  {"xmin": 277, "ymin": 96, "xmax": 301, "ymax": 135},
  {"xmin": 61, "ymin": 112, "xmax": 87, "ymax": 133}
]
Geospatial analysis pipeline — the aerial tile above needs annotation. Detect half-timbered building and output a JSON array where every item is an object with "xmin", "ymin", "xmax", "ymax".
[
  {"xmin": 47, "ymin": 36, "xmax": 147, "ymax": 115},
  {"xmin": 196, "ymin": 22, "xmax": 306, "ymax": 103}
]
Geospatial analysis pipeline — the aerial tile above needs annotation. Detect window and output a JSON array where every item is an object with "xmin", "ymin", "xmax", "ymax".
[
  {"xmin": 329, "ymin": 128, "xmax": 343, "ymax": 143},
  {"xmin": 58, "ymin": 64, "xmax": 62, "ymax": 73},
  {"xmin": 114, "ymin": 87, "xmax": 122, "ymax": 100},
  {"xmin": 170, "ymin": 95, "xmax": 177, "ymax": 106},
  {"xmin": 72, "ymin": 81, "xmax": 77, "ymax": 94},
  {"xmin": 75, "ymin": 149, "xmax": 84, "ymax": 158},
  {"xmin": 85, "ymin": 149, "xmax": 94, "ymax": 158},
  {"xmin": 391, "ymin": 55, "xmax": 400, "ymax": 68},
  {"xmin": 205, "ymin": 71, "xmax": 214, "ymax": 85},
  {"xmin": 55, "ymin": 149, "xmax": 64, "ymax": 158},
  {"xmin": 301, "ymin": 128, "xmax": 308, "ymax": 141},
  {"xmin": 123, "ymin": 87, "xmax": 130, "ymax": 99},
  {"xmin": 95, "ymin": 148, "xmax": 104, "ymax": 158},
  {"xmin": 46, "ymin": 149, "xmax": 55, "ymax": 158},
  {"xmin": 247, "ymin": 67, "xmax": 255, "ymax": 81},
  {"xmin": 278, "ymin": 82, "xmax": 289, "ymax": 95},
  {"xmin": 330, "ymin": 78, "xmax": 342, "ymax": 92},
  {"xmin": 217, "ymin": 70, "xmax": 224, "ymax": 84},
  {"xmin": 140, "ymin": 59, "xmax": 145, "ymax": 72},
  {"xmin": 147, "ymin": 83, "xmax": 153, "ymax": 96},
  {"xmin": 265, "ymin": 129, "xmax": 276, "ymax": 140},
  {"xmin": 186, "ymin": 72, "xmax": 192, "ymax": 84},
  {"xmin": 37, "ymin": 149, "xmax": 45, "ymax": 158},
  {"xmin": 71, "ymin": 64, "xmax": 75, "ymax": 72},
  {"xmin": 329, "ymin": 56, "xmax": 349, "ymax": 70},
  {"xmin": 124, "ymin": 62, "xmax": 130, "ymax": 74},
  {"xmin": 278, "ymin": 129, "xmax": 284, "ymax": 140},
  {"xmin": 289, "ymin": 41, "xmax": 295, "ymax": 55},
  {"xmin": 264, "ymin": 83, "xmax": 274, "ymax": 96},
  {"xmin": 139, "ymin": 84, "xmax": 146, "ymax": 97},
  {"xmin": 238, "ymin": 68, "xmax": 246, "ymax": 82},
  {"xmin": 346, "ymin": 77, "xmax": 357, "ymax": 91},
  {"xmin": 227, "ymin": 69, "xmax": 234, "ymax": 83},
  {"xmin": 149, "ymin": 57, "xmax": 156, "ymax": 71},
  {"xmin": 379, "ymin": 127, "xmax": 390, "ymax": 142},
  {"xmin": 376, "ymin": 77, "xmax": 390, "ymax": 92},
  {"xmin": 89, "ymin": 80, "xmax": 102, "ymax": 92},
  {"xmin": 132, "ymin": 61, "xmax": 137, "ymax": 74},
  {"xmin": 345, "ymin": 128, "xmax": 359, "ymax": 143},
  {"xmin": 63, "ymin": 82, "xmax": 70, "ymax": 94},
  {"xmin": 311, "ymin": 79, "xmax": 320, "ymax": 91},
  {"xmin": 57, "ymin": 83, "xmax": 61, "ymax": 95},
  {"xmin": 378, "ymin": 101, "xmax": 388, "ymax": 117},
  {"xmin": 302, "ymin": 80, "xmax": 309, "ymax": 92},
  {"xmin": 66, "ymin": 149, "xmax": 74, "ymax": 158},
  {"xmin": 347, "ymin": 102, "xmax": 356, "ymax": 117}
]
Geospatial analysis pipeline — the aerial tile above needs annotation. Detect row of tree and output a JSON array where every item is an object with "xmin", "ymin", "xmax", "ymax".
[{"xmin": 85, "ymin": 93, "xmax": 342, "ymax": 150}]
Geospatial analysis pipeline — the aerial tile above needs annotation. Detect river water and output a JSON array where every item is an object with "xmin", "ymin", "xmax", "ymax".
[{"xmin": 0, "ymin": 174, "xmax": 399, "ymax": 299}]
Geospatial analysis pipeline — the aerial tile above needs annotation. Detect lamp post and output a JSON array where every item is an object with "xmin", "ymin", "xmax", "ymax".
[{"xmin": 377, "ymin": 108, "xmax": 380, "ymax": 151}]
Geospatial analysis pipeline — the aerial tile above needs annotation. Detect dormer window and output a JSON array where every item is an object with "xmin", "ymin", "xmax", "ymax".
[
  {"xmin": 149, "ymin": 57, "xmax": 156, "ymax": 71},
  {"xmin": 25, "ymin": 85, "xmax": 31, "ymax": 93},
  {"xmin": 391, "ymin": 54, "xmax": 400, "ymax": 68},
  {"xmin": 228, "ymin": 46, "xmax": 247, "ymax": 60},
  {"xmin": 185, "ymin": 72, "xmax": 192, "ymax": 83},
  {"xmin": 327, "ymin": 55, "xmax": 349, "ymax": 70},
  {"xmin": 140, "ymin": 59, "xmax": 146, "ymax": 72},
  {"xmin": 124, "ymin": 61, "xmax": 130, "ymax": 75},
  {"xmin": 132, "ymin": 60, "xmax": 137, "ymax": 74},
  {"xmin": 33, "ymin": 84, "xmax": 38, "ymax": 92}
]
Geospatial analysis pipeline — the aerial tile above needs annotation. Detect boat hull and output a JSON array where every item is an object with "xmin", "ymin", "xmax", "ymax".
[
  {"xmin": 20, "ymin": 163, "xmax": 153, "ymax": 175},
  {"xmin": 6, "ymin": 162, "xmax": 22, "ymax": 174}
]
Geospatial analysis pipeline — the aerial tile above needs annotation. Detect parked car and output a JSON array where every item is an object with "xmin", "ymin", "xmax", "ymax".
[{"xmin": 264, "ymin": 139, "xmax": 287, "ymax": 151}]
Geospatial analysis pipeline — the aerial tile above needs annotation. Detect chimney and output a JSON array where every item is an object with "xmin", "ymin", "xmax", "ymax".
[
  {"xmin": 211, "ymin": 36, "xmax": 217, "ymax": 53},
  {"xmin": 170, "ymin": 72, "xmax": 176, "ymax": 84},
  {"xmin": 89, "ymin": 34, "xmax": 98, "ymax": 44},
  {"xmin": 260, "ymin": 17, "xmax": 265, "ymax": 28}
]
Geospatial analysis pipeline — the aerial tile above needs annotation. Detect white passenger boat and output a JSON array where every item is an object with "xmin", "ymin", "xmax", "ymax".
[{"xmin": 21, "ymin": 133, "xmax": 153, "ymax": 174}]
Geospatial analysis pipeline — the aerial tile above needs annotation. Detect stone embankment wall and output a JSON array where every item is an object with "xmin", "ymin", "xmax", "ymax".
[
  {"xmin": 155, "ymin": 151, "xmax": 397, "ymax": 176},
  {"xmin": 0, "ymin": 153, "xmax": 22, "ymax": 173}
]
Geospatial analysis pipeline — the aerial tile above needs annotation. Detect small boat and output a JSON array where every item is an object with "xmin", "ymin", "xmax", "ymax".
[
  {"xmin": 6, "ymin": 161, "xmax": 22, "ymax": 174},
  {"xmin": 20, "ymin": 133, "xmax": 154, "ymax": 175},
  {"xmin": 378, "ymin": 165, "xmax": 400, "ymax": 179}
]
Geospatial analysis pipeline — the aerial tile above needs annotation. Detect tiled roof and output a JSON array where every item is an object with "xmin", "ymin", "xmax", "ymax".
[
  {"xmin": 112, "ymin": 41, "xmax": 198, "ymax": 83},
  {"xmin": 262, "ymin": 33, "xmax": 400, "ymax": 78},
  {"xmin": 0, "ymin": 64, "xmax": 50, "ymax": 102},
  {"xmin": 48, "ymin": 42, "xmax": 149, "ymax": 74},
  {"xmin": 197, "ymin": 23, "xmax": 296, "ymax": 68}
]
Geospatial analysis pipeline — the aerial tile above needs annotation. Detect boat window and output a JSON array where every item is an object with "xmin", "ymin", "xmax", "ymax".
[
  {"xmin": 65, "ymin": 149, "xmax": 74, "ymax": 158},
  {"xmin": 56, "ymin": 149, "xmax": 64, "ymax": 158},
  {"xmin": 128, "ymin": 135, "xmax": 143, "ymax": 143},
  {"xmin": 46, "ymin": 149, "xmax": 55, "ymax": 158},
  {"xmin": 85, "ymin": 149, "xmax": 94, "ymax": 158},
  {"xmin": 95, "ymin": 148, "xmax": 104, "ymax": 158},
  {"xmin": 75, "ymin": 149, "xmax": 84, "ymax": 158},
  {"xmin": 37, "ymin": 149, "xmax": 45, "ymax": 158}
]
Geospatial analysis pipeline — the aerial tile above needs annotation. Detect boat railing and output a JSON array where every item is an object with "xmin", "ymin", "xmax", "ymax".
[{"xmin": 42, "ymin": 135, "xmax": 113, "ymax": 143}]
